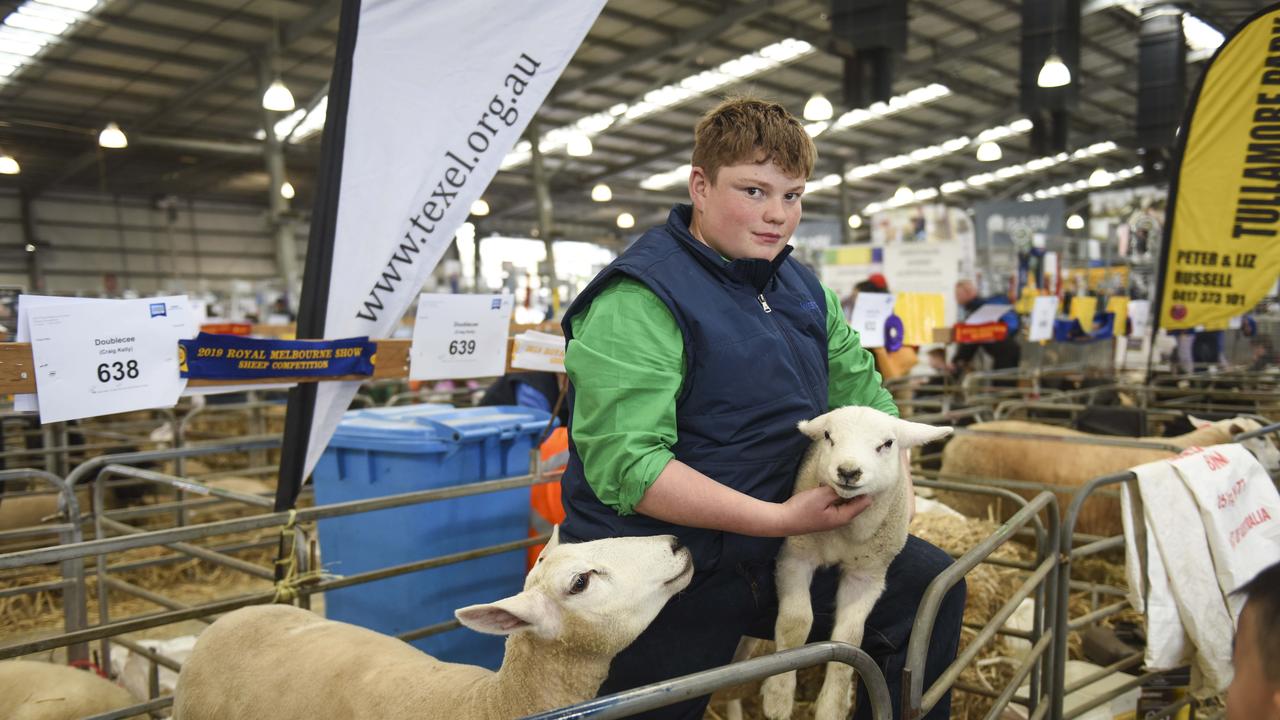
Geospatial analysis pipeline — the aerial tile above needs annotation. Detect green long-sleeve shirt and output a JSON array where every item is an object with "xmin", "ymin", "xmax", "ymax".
[{"xmin": 566, "ymin": 276, "xmax": 897, "ymax": 515}]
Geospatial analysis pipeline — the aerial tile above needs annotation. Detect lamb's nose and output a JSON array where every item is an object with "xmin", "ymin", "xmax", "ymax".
[
  {"xmin": 837, "ymin": 466, "xmax": 862, "ymax": 483},
  {"xmin": 669, "ymin": 537, "xmax": 684, "ymax": 554}
]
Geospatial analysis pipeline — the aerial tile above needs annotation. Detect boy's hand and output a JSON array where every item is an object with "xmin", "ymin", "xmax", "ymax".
[{"xmin": 775, "ymin": 485, "xmax": 872, "ymax": 536}]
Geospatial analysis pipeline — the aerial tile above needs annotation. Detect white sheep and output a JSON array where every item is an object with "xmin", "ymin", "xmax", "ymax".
[
  {"xmin": 172, "ymin": 528, "xmax": 692, "ymax": 720},
  {"xmin": 0, "ymin": 660, "xmax": 142, "ymax": 720},
  {"xmin": 937, "ymin": 414, "xmax": 1278, "ymax": 535},
  {"xmin": 761, "ymin": 406, "xmax": 953, "ymax": 720}
]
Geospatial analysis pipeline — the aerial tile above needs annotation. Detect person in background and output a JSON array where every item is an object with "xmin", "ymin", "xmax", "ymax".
[
  {"xmin": 1227, "ymin": 561, "xmax": 1280, "ymax": 720},
  {"xmin": 846, "ymin": 274, "xmax": 917, "ymax": 381},
  {"xmin": 950, "ymin": 279, "xmax": 1021, "ymax": 374},
  {"xmin": 478, "ymin": 371, "xmax": 569, "ymax": 426},
  {"xmin": 558, "ymin": 96, "xmax": 963, "ymax": 720},
  {"xmin": 1251, "ymin": 337, "xmax": 1275, "ymax": 372}
]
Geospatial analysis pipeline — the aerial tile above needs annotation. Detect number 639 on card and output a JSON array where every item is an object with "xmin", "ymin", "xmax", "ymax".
[{"xmin": 410, "ymin": 293, "xmax": 514, "ymax": 381}]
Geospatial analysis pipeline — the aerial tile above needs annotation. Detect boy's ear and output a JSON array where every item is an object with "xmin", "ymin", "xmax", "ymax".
[{"xmin": 688, "ymin": 166, "xmax": 710, "ymax": 208}]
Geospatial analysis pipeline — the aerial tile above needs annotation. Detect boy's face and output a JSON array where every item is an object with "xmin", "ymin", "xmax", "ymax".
[
  {"xmin": 1228, "ymin": 603, "xmax": 1280, "ymax": 720},
  {"xmin": 687, "ymin": 159, "xmax": 804, "ymax": 262}
]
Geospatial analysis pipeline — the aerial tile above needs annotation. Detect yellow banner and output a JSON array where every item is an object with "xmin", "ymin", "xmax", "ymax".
[
  {"xmin": 894, "ymin": 292, "xmax": 945, "ymax": 346},
  {"xmin": 1070, "ymin": 296, "xmax": 1097, "ymax": 325},
  {"xmin": 1107, "ymin": 296, "xmax": 1129, "ymax": 337},
  {"xmin": 1161, "ymin": 7, "xmax": 1280, "ymax": 330}
]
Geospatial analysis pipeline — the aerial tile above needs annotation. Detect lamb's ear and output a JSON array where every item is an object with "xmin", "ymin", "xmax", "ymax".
[
  {"xmin": 893, "ymin": 418, "xmax": 954, "ymax": 448},
  {"xmin": 534, "ymin": 525, "xmax": 561, "ymax": 565},
  {"xmin": 1188, "ymin": 415, "xmax": 1212, "ymax": 429},
  {"xmin": 797, "ymin": 416, "xmax": 827, "ymax": 440},
  {"xmin": 456, "ymin": 590, "xmax": 559, "ymax": 638}
]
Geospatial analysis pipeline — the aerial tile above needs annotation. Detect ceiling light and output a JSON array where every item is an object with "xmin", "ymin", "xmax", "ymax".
[
  {"xmin": 1037, "ymin": 53, "xmax": 1071, "ymax": 88},
  {"xmin": 280, "ymin": 181, "xmax": 295, "ymax": 199},
  {"xmin": 470, "ymin": 198, "xmax": 490, "ymax": 216},
  {"xmin": 893, "ymin": 185, "xmax": 915, "ymax": 203},
  {"xmin": 24, "ymin": 243, "xmax": 35, "ymax": 252},
  {"xmin": 565, "ymin": 132, "xmax": 593, "ymax": 157},
  {"xmin": 262, "ymin": 77, "xmax": 296, "ymax": 112},
  {"xmin": 591, "ymin": 183, "xmax": 612, "ymax": 202},
  {"xmin": 803, "ymin": 93, "xmax": 834, "ymax": 122},
  {"xmin": 616, "ymin": 212, "xmax": 635, "ymax": 229},
  {"xmin": 1066, "ymin": 214, "xmax": 1085, "ymax": 230},
  {"xmin": 976, "ymin": 141, "xmax": 1002, "ymax": 162},
  {"xmin": 1183, "ymin": 14, "xmax": 1224, "ymax": 55},
  {"xmin": 0, "ymin": 153, "xmax": 19, "ymax": 174},
  {"xmin": 847, "ymin": 214, "xmax": 862, "ymax": 229},
  {"xmin": 98, "ymin": 121, "xmax": 127, "ymax": 148},
  {"xmin": 1088, "ymin": 167, "xmax": 1113, "ymax": 187}
]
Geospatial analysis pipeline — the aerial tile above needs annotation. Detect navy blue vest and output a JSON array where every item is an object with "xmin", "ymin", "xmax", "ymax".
[{"xmin": 559, "ymin": 205, "xmax": 829, "ymax": 572}]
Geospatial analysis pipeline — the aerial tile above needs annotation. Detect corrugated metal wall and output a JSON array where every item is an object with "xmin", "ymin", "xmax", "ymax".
[{"xmin": 0, "ymin": 190, "xmax": 304, "ymax": 295}]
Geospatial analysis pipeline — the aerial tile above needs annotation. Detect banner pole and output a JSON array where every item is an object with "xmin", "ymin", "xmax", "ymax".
[{"xmin": 273, "ymin": 0, "xmax": 363, "ymax": 527}]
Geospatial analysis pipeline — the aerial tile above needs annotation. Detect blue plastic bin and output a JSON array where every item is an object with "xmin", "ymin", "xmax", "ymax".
[{"xmin": 313, "ymin": 404, "xmax": 552, "ymax": 669}]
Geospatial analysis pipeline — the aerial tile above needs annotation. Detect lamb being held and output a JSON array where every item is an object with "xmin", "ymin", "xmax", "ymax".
[
  {"xmin": 762, "ymin": 406, "xmax": 953, "ymax": 720},
  {"xmin": 172, "ymin": 529, "xmax": 693, "ymax": 720}
]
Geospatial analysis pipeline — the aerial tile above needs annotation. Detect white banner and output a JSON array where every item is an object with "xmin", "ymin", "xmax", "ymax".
[{"xmin": 305, "ymin": 0, "xmax": 606, "ymax": 477}]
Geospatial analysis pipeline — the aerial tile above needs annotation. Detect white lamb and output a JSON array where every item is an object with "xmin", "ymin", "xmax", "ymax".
[
  {"xmin": 762, "ymin": 406, "xmax": 952, "ymax": 720},
  {"xmin": 172, "ymin": 528, "xmax": 692, "ymax": 720}
]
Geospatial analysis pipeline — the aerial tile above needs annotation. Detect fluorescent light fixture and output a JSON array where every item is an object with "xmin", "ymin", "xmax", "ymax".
[
  {"xmin": 616, "ymin": 212, "xmax": 635, "ymax": 229},
  {"xmin": 98, "ymin": 121, "xmax": 127, "ymax": 149},
  {"xmin": 470, "ymin": 198, "xmax": 490, "ymax": 217},
  {"xmin": 976, "ymin": 140, "xmax": 1002, "ymax": 162},
  {"xmin": 0, "ymin": 0, "xmax": 100, "ymax": 84},
  {"xmin": 1038, "ymin": 53, "xmax": 1071, "ymax": 88},
  {"xmin": 565, "ymin": 132, "xmax": 593, "ymax": 158},
  {"xmin": 262, "ymin": 77, "xmax": 296, "ymax": 112},
  {"xmin": 848, "ymin": 214, "xmax": 862, "ymax": 229},
  {"xmin": 0, "ymin": 153, "xmax": 18, "ymax": 174},
  {"xmin": 816, "ymin": 83, "xmax": 950, "ymax": 136},
  {"xmin": 819, "ymin": 119, "xmax": 1032, "ymax": 190},
  {"xmin": 640, "ymin": 164, "xmax": 692, "ymax": 192},
  {"xmin": 502, "ymin": 38, "xmax": 813, "ymax": 170},
  {"xmin": 1018, "ymin": 165, "xmax": 1144, "ymax": 201},
  {"xmin": 25, "ymin": 243, "xmax": 35, "ymax": 252},
  {"xmin": 803, "ymin": 93, "xmax": 834, "ymax": 122},
  {"xmin": 591, "ymin": 183, "xmax": 612, "ymax": 202},
  {"xmin": 1183, "ymin": 14, "xmax": 1224, "ymax": 55},
  {"xmin": 280, "ymin": 181, "xmax": 295, "ymax": 199},
  {"xmin": 1066, "ymin": 214, "xmax": 1084, "ymax": 230},
  {"xmin": 869, "ymin": 142, "xmax": 1121, "ymax": 212}
]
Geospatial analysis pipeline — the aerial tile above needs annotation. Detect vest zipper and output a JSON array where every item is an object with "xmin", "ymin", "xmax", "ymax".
[{"xmin": 759, "ymin": 288, "xmax": 824, "ymax": 412}]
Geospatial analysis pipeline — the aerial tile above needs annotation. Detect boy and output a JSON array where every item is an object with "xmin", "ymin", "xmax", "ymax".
[
  {"xmin": 558, "ymin": 97, "xmax": 963, "ymax": 719},
  {"xmin": 1228, "ymin": 561, "xmax": 1280, "ymax": 720}
]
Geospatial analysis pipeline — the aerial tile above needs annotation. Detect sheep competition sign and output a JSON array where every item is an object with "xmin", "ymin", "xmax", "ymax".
[{"xmin": 1159, "ymin": 4, "xmax": 1280, "ymax": 330}]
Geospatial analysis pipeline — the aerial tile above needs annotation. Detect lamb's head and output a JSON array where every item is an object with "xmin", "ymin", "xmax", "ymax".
[
  {"xmin": 1189, "ymin": 415, "xmax": 1280, "ymax": 471},
  {"xmin": 455, "ymin": 528, "xmax": 692, "ymax": 654},
  {"xmin": 798, "ymin": 406, "xmax": 953, "ymax": 500}
]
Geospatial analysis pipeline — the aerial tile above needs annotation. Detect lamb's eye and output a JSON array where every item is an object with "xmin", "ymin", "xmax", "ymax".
[
  {"xmin": 878, "ymin": 439, "xmax": 894, "ymax": 452},
  {"xmin": 824, "ymin": 430, "xmax": 834, "ymax": 446},
  {"xmin": 569, "ymin": 573, "xmax": 591, "ymax": 594}
]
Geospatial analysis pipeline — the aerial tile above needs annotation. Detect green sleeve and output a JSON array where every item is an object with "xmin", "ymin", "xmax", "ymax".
[
  {"xmin": 824, "ymin": 285, "xmax": 899, "ymax": 417},
  {"xmin": 565, "ymin": 277, "xmax": 684, "ymax": 515}
]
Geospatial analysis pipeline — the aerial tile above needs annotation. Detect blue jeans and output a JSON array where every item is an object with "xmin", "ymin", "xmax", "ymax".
[{"xmin": 596, "ymin": 535, "xmax": 966, "ymax": 720}]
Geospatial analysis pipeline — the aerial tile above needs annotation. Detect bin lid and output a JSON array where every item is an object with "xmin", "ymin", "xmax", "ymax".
[
  {"xmin": 327, "ymin": 414, "xmax": 461, "ymax": 453},
  {"xmin": 385, "ymin": 404, "xmax": 554, "ymax": 440},
  {"xmin": 328, "ymin": 404, "xmax": 554, "ymax": 452}
]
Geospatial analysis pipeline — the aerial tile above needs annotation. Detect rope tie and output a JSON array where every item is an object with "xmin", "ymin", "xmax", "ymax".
[{"xmin": 272, "ymin": 508, "xmax": 326, "ymax": 604}]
